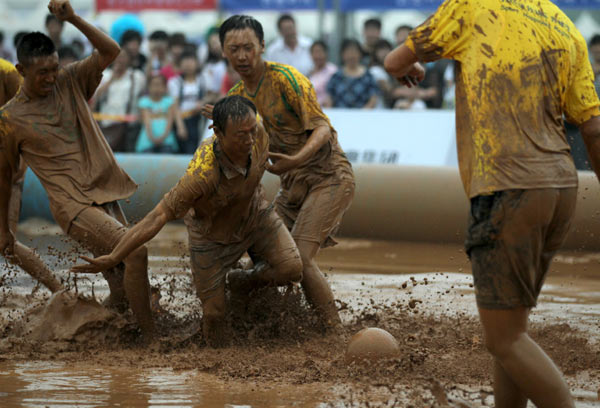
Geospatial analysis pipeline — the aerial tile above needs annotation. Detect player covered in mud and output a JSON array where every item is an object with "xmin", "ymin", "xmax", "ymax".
[
  {"xmin": 0, "ymin": 1, "xmax": 154, "ymax": 341},
  {"xmin": 384, "ymin": 1, "xmax": 600, "ymax": 407},
  {"xmin": 73, "ymin": 95, "xmax": 304, "ymax": 347},
  {"xmin": 0, "ymin": 58, "xmax": 63, "ymax": 293},
  {"xmin": 203, "ymin": 16, "xmax": 355, "ymax": 331}
]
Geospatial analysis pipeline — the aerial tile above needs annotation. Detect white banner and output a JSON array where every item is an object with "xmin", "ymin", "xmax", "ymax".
[{"xmin": 325, "ymin": 109, "xmax": 458, "ymax": 167}]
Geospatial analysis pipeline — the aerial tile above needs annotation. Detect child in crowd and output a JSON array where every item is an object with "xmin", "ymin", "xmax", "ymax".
[
  {"xmin": 168, "ymin": 51, "xmax": 207, "ymax": 154},
  {"xmin": 137, "ymin": 74, "xmax": 186, "ymax": 153}
]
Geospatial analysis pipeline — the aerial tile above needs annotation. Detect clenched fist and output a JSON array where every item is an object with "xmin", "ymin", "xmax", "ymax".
[{"xmin": 48, "ymin": 0, "xmax": 75, "ymax": 22}]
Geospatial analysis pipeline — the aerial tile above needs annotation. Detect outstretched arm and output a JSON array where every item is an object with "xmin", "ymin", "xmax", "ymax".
[
  {"xmin": 48, "ymin": 0, "xmax": 120, "ymax": 69},
  {"xmin": 72, "ymin": 201, "xmax": 173, "ymax": 273}
]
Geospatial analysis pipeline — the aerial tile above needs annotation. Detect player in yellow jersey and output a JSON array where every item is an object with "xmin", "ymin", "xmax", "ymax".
[
  {"xmin": 384, "ymin": 0, "xmax": 600, "ymax": 406},
  {"xmin": 203, "ymin": 15, "xmax": 355, "ymax": 331},
  {"xmin": 0, "ymin": 57, "xmax": 62, "ymax": 293}
]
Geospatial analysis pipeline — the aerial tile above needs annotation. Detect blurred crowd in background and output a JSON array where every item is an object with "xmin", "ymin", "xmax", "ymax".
[{"xmin": 1, "ymin": 12, "xmax": 600, "ymax": 154}]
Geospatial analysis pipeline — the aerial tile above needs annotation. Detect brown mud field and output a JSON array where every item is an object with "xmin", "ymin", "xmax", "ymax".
[{"xmin": 0, "ymin": 220, "xmax": 599, "ymax": 407}]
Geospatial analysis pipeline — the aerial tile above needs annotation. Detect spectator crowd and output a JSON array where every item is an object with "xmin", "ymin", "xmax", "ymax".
[{"xmin": 0, "ymin": 12, "xmax": 599, "ymax": 154}]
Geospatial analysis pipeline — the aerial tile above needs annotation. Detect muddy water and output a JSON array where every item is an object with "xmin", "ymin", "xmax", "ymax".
[{"xmin": 0, "ymin": 220, "xmax": 599, "ymax": 407}]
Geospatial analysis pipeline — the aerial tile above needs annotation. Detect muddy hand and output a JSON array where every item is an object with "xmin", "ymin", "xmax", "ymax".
[
  {"xmin": 200, "ymin": 104, "xmax": 214, "ymax": 120},
  {"xmin": 266, "ymin": 152, "xmax": 299, "ymax": 175},
  {"xmin": 71, "ymin": 254, "xmax": 118, "ymax": 274},
  {"xmin": 48, "ymin": 0, "xmax": 75, "ymax": 21}
]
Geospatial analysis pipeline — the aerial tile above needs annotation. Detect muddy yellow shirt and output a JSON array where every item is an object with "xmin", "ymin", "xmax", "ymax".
[
  {"xmin": 0, "ymin": 58, "xmax": 21, "ymax": 107},
  {"xmin": 405, "ymin": 0, "xmax": 600, "ymax": 198},
  {"xmin": 162, "ymin": 127, "xmax": 271, "ymax": 244},
  {"xmin": 228, "ymin": 62, "xmax": 353, "ymax": 205}
]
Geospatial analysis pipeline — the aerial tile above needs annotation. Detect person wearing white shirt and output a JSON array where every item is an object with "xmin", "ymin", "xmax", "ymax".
[
  {"xmin": 265, "ymin": 14, "xmax": 313, "ymax": 77},
  {"xmin": 94, "ymin": 50, "xmax": 146, "ymax": 151}
]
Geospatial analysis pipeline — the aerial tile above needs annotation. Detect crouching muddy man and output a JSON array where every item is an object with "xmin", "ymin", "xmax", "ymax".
[
  {"xmin": 0, "ymin": 57, "xmax": 62, "ymax": 293},
  {"xmin": 0, "ymin": 0, "xmax": 154, "ymax": 341},
  {"xmin": 385, "ymin": 0, "xmax": 600, "ymax": 406},
  {"xmin": 73, "ymin": 95, "xmax": 303, "ymax": 347}
]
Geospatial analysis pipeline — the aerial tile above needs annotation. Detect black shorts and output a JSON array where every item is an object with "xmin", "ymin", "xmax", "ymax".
[{"xmin": 465, "ymin": 188, "xmax": 576, "ymax": 309}]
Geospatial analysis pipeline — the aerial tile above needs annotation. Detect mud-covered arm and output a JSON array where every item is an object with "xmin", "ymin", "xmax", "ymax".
[
  {"xmin": 0, "ymin": 154, "xmax": 15, "ymax": 256},
  {"xmin": 580, "ymin": 117, "xmax": 600, "ymax": 180},
  {"xmin": 267, "ymin": 125, "xmax": 330, "ymax": 175},
  {"xmin": 72, "ymin": 201, "xmax": 174, "ymax": 273},
  {"xmin": 49, "ymin": 0, "xmax": 119, "ymax": 70},
  {"xmin": 383, "ymin": 45, "xmax": 425, "ymax": 87}
]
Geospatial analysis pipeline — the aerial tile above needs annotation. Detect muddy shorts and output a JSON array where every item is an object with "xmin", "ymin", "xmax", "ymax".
[
  {"xmin": 67, "ymin": 201, "xmax": 129, "ymax": 256},
  {"xmin": 275, "ymin": 181, "xmax": 355, "ymax": 248},
  {"xmin": 465, "ymin": 188, "xmax": 577, "ymax": 309},
  {"xmin": 189, "ymin": 207, "xmax": 300, "ymax": 302}
]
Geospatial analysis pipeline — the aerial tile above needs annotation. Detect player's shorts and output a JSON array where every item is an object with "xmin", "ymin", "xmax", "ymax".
[
  {"xmin": 189, "ymin": 207, "xmax": 300, "ymax": 302},
  {"xmin": 465, "ymin": 188, "xmax": 577, "ymax": 309},
  {"xmin": 275, "ymin": 181, "xmax": 355, "ymax": 248}
]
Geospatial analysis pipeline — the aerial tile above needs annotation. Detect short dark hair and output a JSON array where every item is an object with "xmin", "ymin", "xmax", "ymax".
[
  {"xmin": 169, "ymin": 32, "xmax": 187, "ymax": 48},
  {"xmin": 364, "ymin": 18, "xmax": 382, "ymax": 30},
  {"xmin": 180, "ymin": 50, "xmax": 198, "ymax": 62},
  {"xmin": 374, "ymin": 38, "xmax": 392, "ymax": 52},
  {"xmin": 149, "ymin": 30, "xmax": 169, "ymax": 42},
  {"xmin": 590, "ymin": 34, "xmax": 600, "ymax": 47},
  {"xmin": 120, "ymin": 29, "xmax": 142, "ymax": 46},
  {"xmin": 310, "ymin": 40, "xmax": 328, "ymax": 53},
  {"xmin": 219, "ymin": 15, "xmax": 264, "ymax": 47},
  {"xmin": 13, "ymin": 31, "xmax": 27, "ymax": 49},
  {"xmin": 277, "ymin": 14, "xmax": 295, "ymax": 30},
  {"xmin": 395, "ymin": 24, "xmax": 413, "ymax": 35},
  {"xmin": 45, "ymin": 14, "xmax": 64, "ymax": 27},
  {"xmin": 213, "ymin": 95, "xmax": 257, "ymax": 134},
  {"xmin": 340, "ymin": 38, "xmax": 363, "ymax": 57},
  {"xmin": 57, "ymin": 45, "xmax": 79, "ymax": 62},
  {"xmin": 17, "ymin": 32, "xmax": 56, "ymax": 66}
]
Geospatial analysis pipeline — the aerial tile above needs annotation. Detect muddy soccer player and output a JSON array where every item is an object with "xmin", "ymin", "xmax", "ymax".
[
  {"xmin": 0, "ymin": 58, "xmax": 63, "ymax": 293},
  {"xmin": 73, "ymin": 95, "xmax": 303, "ymax": 347},
  {"xmin": 384, "ymin": 0, "xmax": 600, "ymax": 407},
  {"xmin": 0, "ymin": 0, "xmax": 154, "ymax": 341},
  {"xmin": 203, "ymin": 15, "xmax": 355, "ymax": 331}
]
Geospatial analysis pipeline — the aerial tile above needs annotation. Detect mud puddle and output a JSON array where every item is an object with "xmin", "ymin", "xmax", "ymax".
[{"xmin": 0, "ymin": 220, "xmax": 598, "ymax": 407}]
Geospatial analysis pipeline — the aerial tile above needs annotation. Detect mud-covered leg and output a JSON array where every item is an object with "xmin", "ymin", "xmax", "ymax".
[
  {"xmin": 296, "ymin": 239, "xmax": 341, "ymax": 328},
  {"xmin": 479, "ymin": 307, "xmax": 574, "ymax": 408},
  {"xmin": 13, "ymin": 242, "xmax": 63, "ymax": 293},
  {"xmin": 123, "ymin": 245, "xmax": 154, "ymax": 340}
]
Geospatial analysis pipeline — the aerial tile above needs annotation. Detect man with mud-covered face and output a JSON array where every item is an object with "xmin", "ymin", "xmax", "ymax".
[
  {"xmin": 201, "ymin": 15, "xmax": 355, "ymax": 333},
  {"xmin": 0, "ymin": 0, "xmax": 155, "ymax": 342},
  {"xmin": 384, "ymin": 0, "xmax": 600, "ymax": 407},
  {"xmin": 73, "ymin": 95, "xmax": 303, "ymax": 348}
]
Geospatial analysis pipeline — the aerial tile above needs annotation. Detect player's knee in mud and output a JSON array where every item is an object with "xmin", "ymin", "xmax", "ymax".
[
  {"xmin": 278, "ymin": 256, "xmax": 303, "ymax": 283},
  {"xmin": 483, "ymin": 331, "xmax": 520, "ymax": 359}
]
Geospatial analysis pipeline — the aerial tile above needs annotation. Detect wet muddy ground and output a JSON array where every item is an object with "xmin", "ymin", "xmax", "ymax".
[{"xmin": 0, "ymin": 220, "xmax": 599, "ymax": 407}]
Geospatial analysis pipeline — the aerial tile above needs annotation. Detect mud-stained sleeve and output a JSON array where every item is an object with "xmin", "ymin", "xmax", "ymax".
[
  {"xmin": 276, "ymin": 66, "xmax": 330, "ymax": 132},
  {"xmin": 162, "ymin": 145, "xmax": 217, "ymax": 219},
  {"xmin": 4, "ymin": 69, "xmax": 21, "ymax": 104},
  {"xmin": 564, "ymin": 39, "xmax": 600, "ymax": 125},
  {"xmin": 0, "ymin": 113, "xmax": 20, "ymax": 173},
  {"xmin": 255, "ymin": 119, "xmax": 270, "ymax": 166},
  {"xmin": 227, "ymin": 81, "xmax": 244, "ymax": 96},
  {"xmin": 65, "ymin": 50, "xmax": 104, "ymax": 100},
  {"xmin": 405, "ymin": 0, "xmax": 473, "ymax": 62}
]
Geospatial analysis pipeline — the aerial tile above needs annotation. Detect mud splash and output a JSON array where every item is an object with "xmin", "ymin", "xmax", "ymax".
[{"xmin": 0, "ymin": 221, "xmax": 598, "ymax": 407}]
